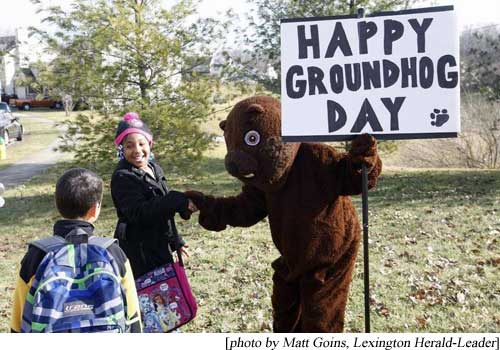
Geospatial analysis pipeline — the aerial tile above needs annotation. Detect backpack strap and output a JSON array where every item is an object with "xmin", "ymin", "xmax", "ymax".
[
  {"xmin": 30, "ymin": 235, "xmax": 67, "ymax": 254},
  {"xmin": 30, "ymin": 228, "xmax": 116, "ymax": 254},
  {"xmin": 89, "ymin": 236, "xmax": 117, "ymax": 250}
]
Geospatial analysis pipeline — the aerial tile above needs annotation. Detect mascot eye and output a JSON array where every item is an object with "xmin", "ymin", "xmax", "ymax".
[{"xmin": 244, "ymin": 130, "xmax": 261, "ymax": 146}]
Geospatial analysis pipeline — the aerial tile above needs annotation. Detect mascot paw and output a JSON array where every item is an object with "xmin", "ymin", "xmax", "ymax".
[
  {"xmin": 350, "ymin": 134, "xmax": 378, "ymax": 170},
  {"xmin": 185, "ymin": 190, "xmax": 226, "ymax": 231},
  {"xmin": 184, "ymin": 190, "xmax": 208, "ymax": 211}
]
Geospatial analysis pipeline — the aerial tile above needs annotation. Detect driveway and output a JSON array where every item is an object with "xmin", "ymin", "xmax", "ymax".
[{"xmin": 0, "ymin": 114, "xmax": 69, "ymax": 190}]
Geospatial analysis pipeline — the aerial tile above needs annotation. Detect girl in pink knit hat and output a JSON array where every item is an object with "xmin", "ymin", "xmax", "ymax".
[{"xmin": 111, "ymin": 112, "xmax": 197, "ymax": 278}]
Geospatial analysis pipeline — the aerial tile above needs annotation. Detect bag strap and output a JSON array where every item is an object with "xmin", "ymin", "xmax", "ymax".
[
  {"xmin": 153, "ymin": 165, "xmax": 184, "ymax": 266},
  {"xmin": 169, "ymin": 222, "xmax": 184, "ymax": 267},
  {"xmin": 176, "ymin": 250, "xmax": 184, "ymax": 267}
]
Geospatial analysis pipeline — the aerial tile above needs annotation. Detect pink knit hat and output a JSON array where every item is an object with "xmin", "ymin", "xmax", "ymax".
[{"xmin": 114, "ymin": 112, "xmax": 153, "ymax": 146}]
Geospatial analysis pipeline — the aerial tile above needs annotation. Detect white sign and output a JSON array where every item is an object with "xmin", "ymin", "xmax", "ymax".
[{"xmin": 280, "ymin": 6, "xmax": 460, "ymax": 141}]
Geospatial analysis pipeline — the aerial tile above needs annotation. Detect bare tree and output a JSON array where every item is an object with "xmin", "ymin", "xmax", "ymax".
[
  {"xmin": 392, "ymin": 93, "xmax": 500, "ymax": 169},
  {"xmin": 457, "ymin": 92, "xmax": 500, "ymax": 168}
]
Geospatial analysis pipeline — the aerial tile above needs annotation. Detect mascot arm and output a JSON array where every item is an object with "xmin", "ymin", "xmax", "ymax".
[
  {"xmin": 332, "ymin": 134, "xmax": 382, "ymax": 196},
  {"xmin": 185, "ymin": 185, "xmax": 268, "ymax": 231}
]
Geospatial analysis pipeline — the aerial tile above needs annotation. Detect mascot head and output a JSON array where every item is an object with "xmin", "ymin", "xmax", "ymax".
[{"xmin": 220, "ymin": 96, "xmax": 300, "ymax": 192}]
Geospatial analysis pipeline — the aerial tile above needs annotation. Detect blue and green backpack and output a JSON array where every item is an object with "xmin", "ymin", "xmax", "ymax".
[{"xmin": 21, "ymin": 229, "xmax": 129, "ymax": 333}]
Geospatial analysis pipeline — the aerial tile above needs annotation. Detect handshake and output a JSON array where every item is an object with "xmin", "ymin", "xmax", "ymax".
[
  {"xmin": 178, "ymin": 190, "xmax": 213, "ymax": 221},
  {"xmin": 179, "ymin": 197, "xmax": 199, "ymax": 220}
]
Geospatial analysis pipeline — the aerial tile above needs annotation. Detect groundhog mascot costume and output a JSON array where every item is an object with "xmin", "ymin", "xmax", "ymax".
[{"xmin": 186, "ymin": 95, "xmax": 382, "ymax": 332}]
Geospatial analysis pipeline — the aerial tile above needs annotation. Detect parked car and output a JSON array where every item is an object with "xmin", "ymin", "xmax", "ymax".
[
  {"xmin": 1, "ymin": 93, "xmax": 18, "ymax": 104},
  {"xmin": 11, "ymin": 96, "xmax": 63, "ymax": 111},
  {"xmin": 0, "ymin": 102, "xmax": 13, "ymax": 119},
  {"xmin": 0, "ymin": 110, "xmax": 23, "ymax": 144}
]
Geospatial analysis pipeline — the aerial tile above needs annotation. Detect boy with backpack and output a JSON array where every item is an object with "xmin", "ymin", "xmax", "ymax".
[{"xmin": 10, "ymin": 168, "xmax": 142, "ymax": 332}]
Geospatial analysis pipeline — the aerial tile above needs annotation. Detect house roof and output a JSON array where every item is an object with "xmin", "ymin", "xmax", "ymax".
[{"xmin": 0, "ymin": 36, "xmax": 17, "ymax": 53}]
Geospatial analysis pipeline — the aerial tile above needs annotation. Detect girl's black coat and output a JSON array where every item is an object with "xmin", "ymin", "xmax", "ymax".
[{"xmin": 111, "ymin": 159, "xmax": 188, "ymax": 277}]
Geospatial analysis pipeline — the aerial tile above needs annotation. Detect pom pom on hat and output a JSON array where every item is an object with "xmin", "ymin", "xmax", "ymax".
[
  {"xmin": 114, "ymin": 112, "xmax": 153, "ymax": 146},
  {"xmin": 123, "ymin": 112, "xmax": 140, "ymax": 122}
]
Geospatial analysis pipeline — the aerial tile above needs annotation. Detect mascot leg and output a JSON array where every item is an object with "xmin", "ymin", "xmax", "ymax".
[
  {"xmin": 271, "ymin": 257, "xmax": 302, "ymax": 332},
  {"xmin": 299, "ymin": 250, "xmax": 358, "ymax": 332}
]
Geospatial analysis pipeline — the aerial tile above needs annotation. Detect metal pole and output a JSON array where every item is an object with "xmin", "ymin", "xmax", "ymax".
[
  {"xmin": 361, "ymin": 163, "xmax": 370, "ymax": 333},
  {"xmin": 357, "ymin": 7, "xmax": 371, "ymax": 334}
]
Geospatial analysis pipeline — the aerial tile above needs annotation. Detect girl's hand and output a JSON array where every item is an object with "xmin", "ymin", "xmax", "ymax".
[
  {"xmin": 179, "ymin": 244, "xmax": 189, "ymax": 259},
  {"xmin": 184, "ymin": 191, "xmax": 207, "ymax": 211},
  {"xmin": 188, "ymin": 200, "xmax": 198, "ymax": 213},
  {"xmin": 179, "ymin": 200, "xmax": 198, "ymax": 220}
]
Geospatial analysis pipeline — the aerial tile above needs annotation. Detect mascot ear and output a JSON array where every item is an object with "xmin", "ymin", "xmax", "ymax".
[
  {"xmin": 246, "ymin": 104, "xmax": 264, "ymax": 114},
  {"xmin": 219, "ymin": 120, "xmax": 226, "ymax": 131}
]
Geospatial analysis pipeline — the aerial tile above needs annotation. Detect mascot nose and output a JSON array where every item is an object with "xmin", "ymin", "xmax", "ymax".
[{"xmin": 225, "ymin": 150, "xmax": 258, "ymax": 178}]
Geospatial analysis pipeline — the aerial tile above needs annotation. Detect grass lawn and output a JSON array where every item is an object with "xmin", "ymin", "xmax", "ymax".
[
  {"xmin": 13, "ymin": 109, "xmax": 69, "ymax": 122},
  {"xmin": 0, "ymin": 110, "xmax": 75, "ymax": 172},
  {"xmin": 0, "ymin": 145, "xmax": 498, "ymax": 332}
]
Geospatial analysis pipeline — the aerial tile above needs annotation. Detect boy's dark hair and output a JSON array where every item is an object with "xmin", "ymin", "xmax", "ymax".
[{"xmin": 55, "ymin": 168, "xmax": 103, "ymax": 219}]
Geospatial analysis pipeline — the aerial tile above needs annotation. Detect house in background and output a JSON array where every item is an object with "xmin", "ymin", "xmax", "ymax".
[{"xmin": 0, "ymin": 28, "xmax": 38, "ymax": 100}]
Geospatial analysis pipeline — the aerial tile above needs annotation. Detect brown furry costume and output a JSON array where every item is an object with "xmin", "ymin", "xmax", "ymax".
[{"xmin": 186, "ymin": 95, "xmax": 382, "ymax": 332}]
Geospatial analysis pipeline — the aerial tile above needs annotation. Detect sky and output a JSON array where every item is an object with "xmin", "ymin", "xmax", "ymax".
[
  {"xmin": 0, "ymin": 0, "xmax": 499, "ymax": 33},
  {"xmin": 424, "ymin": 0, "xmax": 500, "ymax": 31},
  {"xmin": 0, "ymin": 0, "xmax": 250, "ymax": 34},
  {"xmin": 0, "ymin": 0, "xmax": 498, "ymax": 41}
]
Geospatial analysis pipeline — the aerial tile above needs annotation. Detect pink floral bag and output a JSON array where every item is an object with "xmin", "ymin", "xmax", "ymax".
[{"xmin": 135, "ymin": 252, "xmax": 197, "ymax": 332}]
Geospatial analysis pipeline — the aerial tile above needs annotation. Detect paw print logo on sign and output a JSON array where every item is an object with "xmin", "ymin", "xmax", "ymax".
[{"xmin": 430, "ymin": 109, "xmax": 449, "ymax": 127}]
